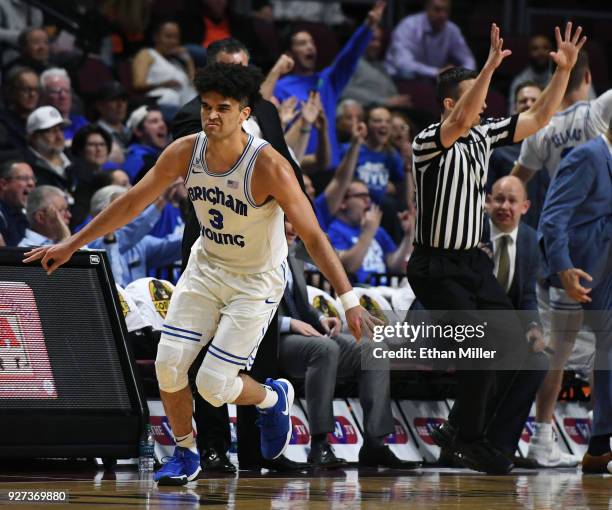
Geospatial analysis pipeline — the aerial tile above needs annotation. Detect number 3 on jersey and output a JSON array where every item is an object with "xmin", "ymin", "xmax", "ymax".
[{"xmin": 208, "ymin": 208, "xmax": 224, "ymax": 230}]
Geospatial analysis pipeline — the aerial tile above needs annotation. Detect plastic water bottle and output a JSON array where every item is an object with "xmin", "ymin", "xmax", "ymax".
[{"xmin": 138, "ymin": 424, "xmax": 155, "ymax": 473}]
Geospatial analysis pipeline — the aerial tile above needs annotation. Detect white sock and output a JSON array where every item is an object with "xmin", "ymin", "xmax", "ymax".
[
  {"xmin": 533, "ymin": 422, "xmax": 553, "ymax": 440},
  {"xmin": 257, "ymin": 385, "xmax": 279, "ymax": 410},
  {"xmin": 175, "ymin": 431, "xmax": 198, "ymax": 453}
]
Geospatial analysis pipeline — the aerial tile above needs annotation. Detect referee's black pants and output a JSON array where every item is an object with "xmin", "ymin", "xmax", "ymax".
[{"xmin": 407, "ymin": 245, "xmax": 536, "ymax": 445}]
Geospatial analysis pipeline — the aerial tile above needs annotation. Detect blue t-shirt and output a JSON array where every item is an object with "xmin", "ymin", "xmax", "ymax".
[
  {"xmin": 327, "ymin": 218, "xmax": 396, "ymax": 283},
  {"xmin": 314, "ymin": 193, "xmax": 332, "ymax": 230},
  {"xmin": 340, "ymin": 144, "xmax": 404, "ymax": 203}
]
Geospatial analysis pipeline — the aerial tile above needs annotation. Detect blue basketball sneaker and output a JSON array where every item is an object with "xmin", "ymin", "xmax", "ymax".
[
  {"xmin": 256, "ymin": 378, "xmax": 294, "ymax": 460},
  {"xmin": 154, "ymin": 446, "xmax": 201, "ymax": 486}
]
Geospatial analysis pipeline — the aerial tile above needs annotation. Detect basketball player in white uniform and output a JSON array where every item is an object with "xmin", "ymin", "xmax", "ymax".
[
  {"xmin": 24, "ymin": 63, "xmax": 380, "ymax": 485},
  {"xmin": 512, "ymin": 52, "xmax": 612, "ymax": 467}
]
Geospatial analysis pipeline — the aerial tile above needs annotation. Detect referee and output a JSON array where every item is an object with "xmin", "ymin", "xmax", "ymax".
[{"xmin": 408, "ymin": 23, "xmax": 585, "ymax": 474}]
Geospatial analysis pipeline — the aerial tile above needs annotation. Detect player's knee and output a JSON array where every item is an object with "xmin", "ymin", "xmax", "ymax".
[
  {"xmin": 155, "ymin": 341, "xmax": 195, "ymax": 393},
  {"xmin": 195, "ymin": 363, "xmax": 243, "ymax": 407}
]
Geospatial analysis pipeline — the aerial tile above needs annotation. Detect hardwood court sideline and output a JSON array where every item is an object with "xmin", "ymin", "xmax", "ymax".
[{"xmin": 0, "ymin": 465, "xmax": 610, "ymax": 509}]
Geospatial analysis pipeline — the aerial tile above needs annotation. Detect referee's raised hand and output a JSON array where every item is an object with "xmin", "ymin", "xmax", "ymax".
[{"xmin": 484, "ymin": 23, "xmax": 512, "ymax": 71}]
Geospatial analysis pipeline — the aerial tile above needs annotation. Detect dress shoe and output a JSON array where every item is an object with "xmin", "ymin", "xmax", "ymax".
[
  {"xmin": 582, "ymin": 451, "xmax": 612, "ymax": 473},
  {"xmin": 307, "ymin": 442, "xmax": 348, "ymax": 469},
  {"xmin": 430, "ymin": 422, "xmax": 513, "ymax": 474},
  {"xmin": 201, "ymin": 448, "xmax": 236, "ymax": 473},
  {"xmin": 438, "ymin": 447, "xmax": 462, "ymax": 468},
  {"xmin": 359, "ymin": 443, "xmax": 421, "ymax": 469},
  {"xmin": 254, "ymin": 455, "xmax": 309, "ymax": 472}
]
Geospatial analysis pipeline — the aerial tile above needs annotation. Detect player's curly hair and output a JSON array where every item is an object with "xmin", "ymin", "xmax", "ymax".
[{"xmin": 193, "ymin": 63, "xmax": 263, "ymax": 109}]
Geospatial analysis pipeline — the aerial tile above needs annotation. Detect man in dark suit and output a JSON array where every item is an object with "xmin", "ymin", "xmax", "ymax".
[
  {"xmin": 479, "ymin": 175, "xmax": 549, "ymax": 459},
  {"xmin": 280, "ymin": 219, "xmax": 418, "ymax": 469},
  {"xmin": 172, "ymin": 38, "xmax": 308, "ymax": 472}
]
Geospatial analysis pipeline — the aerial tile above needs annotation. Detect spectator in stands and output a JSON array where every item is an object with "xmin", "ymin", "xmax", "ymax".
[
  {"xmin": 343, "ymin": 106, "xmax": 406, "ymax": 241},
  {"xmin": 328, "ymin": 180, "xmax": 414, "ymax": 283},
  {"xmin": 335, "ymin": 98, "xmax": 364, "ymax": 144},
  {"xmin": 90, "ymin": 168, "xmax": 131, "ymax": 191},
  {"xmin": 385, "ymin": 0, "xmax": 475, "ymax": 80},
  {"xmin": 272, "ymin": 1, "xmax": 385, "ymax": 168},
  {"xmin": 487, "ymin": 81, "xmax": 546, "ymax": 228},
  {"xmin": 123, "ymin": 106, "xmax": 169, "ymax": 183},
  {"xmin": 39, "ymin": 68, "xmax": 88, "ymax": 143},
  {"xmin": 279, "ymin": 218, "xmax": 417, "ymax": 469},
  {"xmin": 132, "ymin": 20, "xmax": 196, "ymax": 116},
  {"xmin": 389, "ymin": 111, "xmax": 416, "ymax": 214},
  {"xmin": 0, "ymin": 160, "xmax": 35, "ymax": 246},
  {"xmin": 148, "ymin": 177, "xmax": 186, "ymax": 239},
  {"xmin": 283, "ymin": 91, "xmax": 331, "ymax": 171},
  {"xmin": 0, "ymin": 66, "xmax": 40, "ymax": 151},
  {"xmin": 179, "ymin": 0, "xmax": 269, "ymax": 70},
  {"xmin": 23, "ymin": 106, "xmax": 72, "ymax": 192},
  {"xmin": 508, "ymin": 35, "xmax": 552, "ymax": 113},
  {"xmin": 68, "ymin": 125, "xmax": 113, "ymax": 229},
  {"xmin": 0, "ymin": 3, "xmax": 43, "ymax": 64},
  {"xmin": 303, "ymin": 119, "xmax": 365, "ymax": 230},
  {"xmin": 87, "ymin": 185, "xmax": 182, "ymax": 286},
  {"xmin": 341, "ymin": 24, "xmax": 412, "ymax": 109},
  {"xmin": 271, "ymin": 1, "xmax": 345, "ymax": 25},
  {"xmin": 18, "ymin": 185, "xmax": 71, "ymax": 247},
  {"xmin": 93, "ymin": 81, "xmax": 130, "ymax": 164},
  {"xmin": 389, "ymin": 111, "xmax": 413, "ymax": 171},
  {"xmin": 4, "ymin": 27, "xmax": 50, "ymax": 74}
]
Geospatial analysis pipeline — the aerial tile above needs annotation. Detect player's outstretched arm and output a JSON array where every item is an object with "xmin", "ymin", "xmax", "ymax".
[
  {"xmin": 514, "ymin": 22, "xmax": 586, "ymax": 142},
  {"xmin": 440, "ymin": 23, "xmax": 511, "ymax": 148},
  {"xmin": 253, "ymin": 148, "xmax": 382, "ymax": 341},
  {"xmin": 23, "ymin": 136, "xmax": 195, "ymax": 275}
]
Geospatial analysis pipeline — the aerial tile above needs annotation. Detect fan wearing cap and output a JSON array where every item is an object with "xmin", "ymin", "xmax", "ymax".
[
  {"xmin": 94, "ymin": 81, "xmax": 130, "ymax": 164},
  {"xmin": 123, "ymin": 105, "xmax": 169, "ymax": 183},
  {"xmin": 23, "ymin": 105, "xmax": 72, "ymax": 193}
]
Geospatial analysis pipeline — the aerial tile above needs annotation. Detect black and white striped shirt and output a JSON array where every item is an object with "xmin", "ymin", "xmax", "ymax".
[{"xmin": 412, "ymin": 115, "xmax": 518, "ymax": 250}]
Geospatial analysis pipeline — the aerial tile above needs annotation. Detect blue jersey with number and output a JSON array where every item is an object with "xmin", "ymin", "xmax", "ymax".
[{"xmin": 184, "ymin": 132, "xmax": 287, "ymax": 273}]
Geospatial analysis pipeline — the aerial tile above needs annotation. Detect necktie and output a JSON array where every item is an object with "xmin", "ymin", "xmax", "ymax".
[{"xmin": 497, "ymin": 234, "xmax": 510, "ymax": 291}]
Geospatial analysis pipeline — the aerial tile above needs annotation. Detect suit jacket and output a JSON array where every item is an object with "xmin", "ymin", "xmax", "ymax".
[
  {"xmin": 171, "ymin": 96, "xmax": 307, "ymax": 269},
  {"xmin": 278, "ymin": 246, "xmax": 323, "ymax": 333},
  {"xmin": 482, "ymin": 219, "xmax": 541, "ymax": 329},
  {"xmin": 538, "ymin": 135, "xmax": 612, "ymax": 287}
]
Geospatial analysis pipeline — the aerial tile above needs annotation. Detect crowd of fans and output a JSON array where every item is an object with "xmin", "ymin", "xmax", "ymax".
[{"xmin": 0, "ymin": 0, "xmax": 610, "ymax": 472}]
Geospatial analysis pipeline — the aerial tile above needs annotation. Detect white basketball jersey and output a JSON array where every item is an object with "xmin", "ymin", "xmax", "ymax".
[
  {"xmin": 184, "ymin": 132, "xmax": 287, "ymax": 274},
  {"xmin": 518, "ymin": 89, "xmax": 611, "ymax": 176}
]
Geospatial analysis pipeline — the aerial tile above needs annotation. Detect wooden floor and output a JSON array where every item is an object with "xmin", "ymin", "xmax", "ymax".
[{"xmin": 0, "ymin": 464, "xmax": 610, "ymax": 509}]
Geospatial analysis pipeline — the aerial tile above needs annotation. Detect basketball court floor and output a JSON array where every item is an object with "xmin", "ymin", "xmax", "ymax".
[{"xmin": 1, "ymin": 464, "xmax": 610, "ymax": 509}]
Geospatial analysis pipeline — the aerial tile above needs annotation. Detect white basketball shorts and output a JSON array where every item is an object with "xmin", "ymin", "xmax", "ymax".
[{"xmin": 160, "ymin": 244, "xmax": 288, "ymax": 371}]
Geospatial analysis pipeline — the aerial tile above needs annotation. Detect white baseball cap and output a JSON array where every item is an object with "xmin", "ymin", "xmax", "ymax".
[
  {"xmin": 126, "ymin": 105, "xmax": 151, "ymax": 135},
  {"xmin": 26, "ymin": 106, "xmax": 70, "ymax": 135}
]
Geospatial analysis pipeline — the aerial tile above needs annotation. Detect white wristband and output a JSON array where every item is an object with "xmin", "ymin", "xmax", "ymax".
[{"xmin": 339, "ymin": 290, "xmax": 360, "ymax": 311}]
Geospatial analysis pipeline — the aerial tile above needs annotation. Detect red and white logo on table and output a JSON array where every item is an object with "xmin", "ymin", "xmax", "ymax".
[{"xmin": 0, "ymin": 282, "xmax": 57, "ymax": 399}]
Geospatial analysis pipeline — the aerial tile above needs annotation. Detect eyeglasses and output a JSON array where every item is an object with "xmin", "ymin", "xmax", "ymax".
[
  {"xmin": 46, "ymin": 87, "xmax": 70, "ymax": 96},
  {"xmin": 86, "ymin": 141, "xmax": 108, "ymax": 148}
]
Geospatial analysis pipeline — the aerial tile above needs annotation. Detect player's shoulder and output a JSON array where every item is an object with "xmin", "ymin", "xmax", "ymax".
[{"xmin": 158, "ymin": 133, "xmax": 199, "ymax": 166}]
